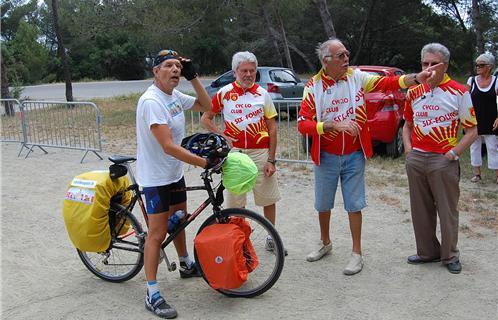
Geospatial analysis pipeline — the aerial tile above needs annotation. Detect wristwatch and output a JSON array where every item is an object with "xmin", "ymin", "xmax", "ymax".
[
  {"xmin": 413, "ymin": 74, "xmax": 421, "ymax": 85},
  {"xmin": 267, "ymin": 159, "xmax": 277, "ymax": 165},
  {"xmin": 448, "ymin": 149, "xmax": 459, "ymax": 160}
]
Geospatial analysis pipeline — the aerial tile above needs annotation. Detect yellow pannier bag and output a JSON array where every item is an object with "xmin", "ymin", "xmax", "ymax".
[{"xmin": 63, "ymin": 170, "xmax": 132, "ymax": 252}]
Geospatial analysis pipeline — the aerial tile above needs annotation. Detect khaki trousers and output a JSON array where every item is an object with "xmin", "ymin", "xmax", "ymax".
[{"xmin": 405, "ymin": 150, "xmax": 460, "ymax": 264}]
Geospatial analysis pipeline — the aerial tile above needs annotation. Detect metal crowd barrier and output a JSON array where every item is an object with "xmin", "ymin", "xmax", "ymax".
[
  {"xmin": 184, "ymin": 99, "xmax": 312, "ymax": 165},
  {"xmin": 8, "ymin": 100, "xmax": 103, "ymax": 163},
  {"xmin": 273, "ymin": 99, "xmax": 312, "ymax": 164},
  {"xmin": 1, "ymin": 99, "xmax": 25, "ymax": 148}
]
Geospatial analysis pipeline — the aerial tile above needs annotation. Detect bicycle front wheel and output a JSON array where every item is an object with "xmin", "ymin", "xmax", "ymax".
[
  {"xmin": 194, "ymin": 208, "xmax": 285, "ymax": 298},
  {"xmin": 77, "ymin": 204, "xmax": 145, "ymax": 282}
]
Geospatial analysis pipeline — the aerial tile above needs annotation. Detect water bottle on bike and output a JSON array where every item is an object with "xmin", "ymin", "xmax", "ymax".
[{"xmin": 168, "ymin": 210, "xmax": 185, "ymax": 234}]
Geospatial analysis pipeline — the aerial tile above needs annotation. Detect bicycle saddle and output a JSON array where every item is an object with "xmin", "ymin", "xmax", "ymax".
[{"xmin": 108, "ymin": 155, "xmax": 136, "ymax": 164}]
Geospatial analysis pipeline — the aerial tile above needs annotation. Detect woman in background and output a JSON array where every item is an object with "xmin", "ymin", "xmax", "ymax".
[{"xmin": 466, "ymin": 53, "xmax": 498, "ymax": 184}]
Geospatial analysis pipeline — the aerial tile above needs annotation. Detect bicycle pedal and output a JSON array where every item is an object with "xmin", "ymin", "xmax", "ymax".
[{"xmin": 169, "ymin": 261, "xmax": 177, "ymax": 272}]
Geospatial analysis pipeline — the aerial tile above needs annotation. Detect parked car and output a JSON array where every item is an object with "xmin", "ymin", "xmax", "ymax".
[
  {"xmin": 205, "ymin": 66, "xmax": 305, "ymax": 101},
  {"xmin": 355, "ymin": 65, "xmax": 407, "ymax": 157},
  {"xmin": 302, "ymin": 65, "xmax": 407, "ymax": 158}
]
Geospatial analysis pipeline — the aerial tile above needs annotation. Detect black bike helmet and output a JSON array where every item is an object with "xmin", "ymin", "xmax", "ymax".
[{"xmin": 181, "ymin": 133, "xmax": 230, "ymax": 158}]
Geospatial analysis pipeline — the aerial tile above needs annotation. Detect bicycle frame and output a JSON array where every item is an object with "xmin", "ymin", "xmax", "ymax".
[
  {"xmin": 80, "ymin": 157, "xmax": 285, "ymax": 294},
  {"xmin": 120, "ymin": 162, "xmax": 225, "ymax": 253}
]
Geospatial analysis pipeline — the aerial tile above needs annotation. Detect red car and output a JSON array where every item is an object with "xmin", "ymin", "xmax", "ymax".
[
  {"xmin": 301, "ymin": 66, "xmax": 406, "ymax": 158},
  {"xmin": 354, "ymin": 65, "xmax": 406, "ymax": 157}
]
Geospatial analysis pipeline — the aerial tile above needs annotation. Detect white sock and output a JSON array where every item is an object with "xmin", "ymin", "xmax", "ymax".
[
  {"xmin": 147, "ymin": 281, "xmax": 160, "ymax": 301},
  {"xmin": 179, "ymin": 254, "xmax": 194, "ymax": 268}
]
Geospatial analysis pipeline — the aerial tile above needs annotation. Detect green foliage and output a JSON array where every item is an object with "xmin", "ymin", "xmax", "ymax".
[
  {"xmin": 1, "ymin": 0, "xmax": 38, "ymax": 41},
  {"xmin": 3, "ymin": 20, "xmax": 49, "ymax": 84},
  {"xmin": 1, "ymin": 0, "xmax": 497, "ymax": 84}
]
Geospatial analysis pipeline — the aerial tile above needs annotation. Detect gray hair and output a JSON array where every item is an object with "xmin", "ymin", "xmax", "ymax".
[
  {"xmin": 476, "ymin": 53, "xmax": 496, "ymax": 67},
  {"xmin": 316, "ymin": 37, "xmax": 343, "ymax": 67},
  {"xmin": 232, "ymin": 51, "xmax": 258, "ymax": 72},
  {"xmin": 421, "ymin": 43, "xmax": 451, "ymax": 64}
]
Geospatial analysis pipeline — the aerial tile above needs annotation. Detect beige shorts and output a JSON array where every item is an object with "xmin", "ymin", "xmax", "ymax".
[{"xmin": 226, "ymin": 148, "xmax": 281, "ymax": 208}]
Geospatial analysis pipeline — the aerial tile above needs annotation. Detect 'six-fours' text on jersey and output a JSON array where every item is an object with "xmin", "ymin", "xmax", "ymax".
[
  {"xmin": 404, "ymin": 74, "xmax": 477, "ymax": 154},
  {"xmin": 212, "ymin": 82, "xmax": 278, "ymax": 149}
]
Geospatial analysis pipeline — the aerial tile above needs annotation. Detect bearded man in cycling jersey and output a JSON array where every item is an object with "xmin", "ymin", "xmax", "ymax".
[
  {"xmin": 136, "ymin": 49, "xmax": 218, "ymax": 318},
  {"xmin": 201, "ymin": 51, "xmax": 285, "ymax": 255},
  {"xmin": 298, "ymin": 38, "xmax": 442, "ymax": 275}
]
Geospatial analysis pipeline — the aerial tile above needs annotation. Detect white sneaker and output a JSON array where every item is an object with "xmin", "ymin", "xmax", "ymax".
[
  {"xmin": 343, "ymin": 252, "xmax": 363, "ymax": 275},
  {"xmin": 306, "ymin": 242, "xmax": 332, "ymax": 262},
  {"xmin": 265, "ymin": 236, "xmax": 288, "ymax": 256},
  {"xmin": 265, "ymin": 236, "xmax": 275, "ymax": 251}
]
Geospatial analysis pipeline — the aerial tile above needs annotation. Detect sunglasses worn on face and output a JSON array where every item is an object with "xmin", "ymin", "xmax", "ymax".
[
  {"xmin": 475, "ymin": 64, "xmax": 489, "ymax": 68},
  {"xmin": 325, "ymin": 50, "xmax": 350, "ymax": 60}
]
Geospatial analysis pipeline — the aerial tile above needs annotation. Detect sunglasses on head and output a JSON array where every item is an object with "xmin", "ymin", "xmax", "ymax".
[
  {"xmin": 153, "ymin": 49, "xmax": 179, "ymax": 67},
  {"xmin": 475, "ymin": 63, "xmax": 489, "ymax": 68},
  {"xmin": 157, "ymin": 49, "xmax": 178, "ymax": 57}
]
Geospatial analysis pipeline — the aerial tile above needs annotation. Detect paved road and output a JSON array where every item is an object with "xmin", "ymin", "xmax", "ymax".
[{"xmin": 19, "ymin": 78, "xmax": 214, "ymax": 100}]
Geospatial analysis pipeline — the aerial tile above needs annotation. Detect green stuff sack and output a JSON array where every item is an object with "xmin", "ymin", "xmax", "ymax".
[
  {"xmin": 222, "ymin": 152, "xmax": 258, "ymax": 195},
  {"xmin": 63, "ymin": 170, "xmax": 131, "ymax": 252}
]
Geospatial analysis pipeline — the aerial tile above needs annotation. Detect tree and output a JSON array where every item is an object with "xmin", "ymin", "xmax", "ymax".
[
  {"xmin": 351, "ymin": 0, "xmax": 377, "ymax": 65},
  {"xmin": 6, "ymin": 20, "xmax": 49, "ymax": 84},
  {"xmin": 471, "ymin": 0, "xmax": 486, "ymax": 55},
  {"xmin": 4, "ymin": 0, "xmax": 490, "ymax": 84},
  {"xmin": 51, "ymin": 0, "xmax": 73, "ymax": 101},
  {"xmin": 1, "ymin": 0, "xmax": 38, "ymax": 41},
  {"xmin": 1, "ymin": 0, "xmax": 45, "ymax": 95},
  {"xmin": 1, "ymin": 53, "xmax": 17, "ymax": 116},
  {"xmin": 312, "ymin": 0, "xmax": 336, "ymax": 38}
]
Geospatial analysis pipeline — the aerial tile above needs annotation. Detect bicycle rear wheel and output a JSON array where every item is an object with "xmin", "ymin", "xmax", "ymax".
[
  {"xmin": 77, "ymin": 204, "xmax": 145, "ymax": 282},
  {"xmin": 194, "ymin": 208, "xmax": 285, "ymax": 298}
]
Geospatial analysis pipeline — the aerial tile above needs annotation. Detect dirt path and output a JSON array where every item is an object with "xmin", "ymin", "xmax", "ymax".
[{"xmin": 1, "ymin": 143, "xmax": 496, "ymax": 320}]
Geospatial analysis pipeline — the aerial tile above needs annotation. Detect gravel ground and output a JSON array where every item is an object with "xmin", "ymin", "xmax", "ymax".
[{"xmin": 1, "ymin": 143, "xmax": 497, "ymax": 320}]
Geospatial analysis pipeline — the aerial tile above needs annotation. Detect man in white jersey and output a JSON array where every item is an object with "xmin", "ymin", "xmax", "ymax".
[
  {"xmin": 201, "ymin": 51, "xmax": 285, "ymax": 255},
  {"xmin": 136, "ymin": 49, "xmax": 218, "ymax": 318}
]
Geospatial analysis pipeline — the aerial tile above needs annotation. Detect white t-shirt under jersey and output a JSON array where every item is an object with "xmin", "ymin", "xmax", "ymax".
[{"xmin": 136, "ymin": 84, "xmax": 195, "ymax": 187}]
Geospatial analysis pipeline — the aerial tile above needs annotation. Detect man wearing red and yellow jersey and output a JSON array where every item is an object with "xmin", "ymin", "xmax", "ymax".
[
  {"xmin": 201, "ymin": 51, "xmax": 284, "ymax": 254},
  {"xmin": 402, "ymin": 43, "xmax": 477, "ymax": 274},
  {"xmin": 298, "ymin": 38, "xmax": 439, "ymax": 275}
]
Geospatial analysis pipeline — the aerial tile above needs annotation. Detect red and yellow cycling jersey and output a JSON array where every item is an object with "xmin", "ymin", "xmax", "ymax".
[
  {"xmin": 298, "ymin": 68, "xmax": 408, "ymax": 164},
  {"xmin": 404, "ymin": 74, "xmax": 477, "ymax": 154},
  {"xmin": 212, "ymin": 81, "xmax": 277, "ymax": 149}
]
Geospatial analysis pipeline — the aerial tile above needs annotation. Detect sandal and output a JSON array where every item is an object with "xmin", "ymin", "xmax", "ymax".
[{"xmin": 470, "ymin": 175, "xmax": 481, "ymax": 183}]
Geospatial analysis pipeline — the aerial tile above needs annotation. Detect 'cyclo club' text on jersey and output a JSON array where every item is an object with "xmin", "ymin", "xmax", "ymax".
[
  {"xmin": 404, "ymin": 74, "xmax": 477, "ymax": 153},
  {"xmin": 211, "ymin": 81, "xmax": 278, "ymax": 149},
  {"xmin": 298, "ymin": 68, "xmax": 410, "ymax": 165}
]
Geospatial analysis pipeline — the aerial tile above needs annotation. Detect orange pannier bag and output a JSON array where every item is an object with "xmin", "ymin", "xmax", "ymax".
[
  {"xmin": 230, "ymin": 217, "xmax": 258, "ymax": 272},
  {"xmin": 194, "ymin": 217, "xmax": 259, "ymax": 289}
]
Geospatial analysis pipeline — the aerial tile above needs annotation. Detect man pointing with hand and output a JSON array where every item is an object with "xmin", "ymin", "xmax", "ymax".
[
  {"xmin": 403, "ymin": 43, "xmax": 477, "ymax": 274},
  {"xmin": 298, "ymin": 37, "xmax": 442, "ymax": 275}
]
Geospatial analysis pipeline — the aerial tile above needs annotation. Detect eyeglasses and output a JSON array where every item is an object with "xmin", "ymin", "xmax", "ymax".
[
  {"xmin": 153, "ymin": 49, "xmax": 179, "ymax": 67},
  {"xmin": 475, "ymin": 64, "xmax": 490, "ymax": 68},
  {"xmin": 325, "ymin": 50, "xmax": 350, "ymax": 60},
  {"xmin": 421, "ymin": 61, "xmax": 443, "ymax": 68}
]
